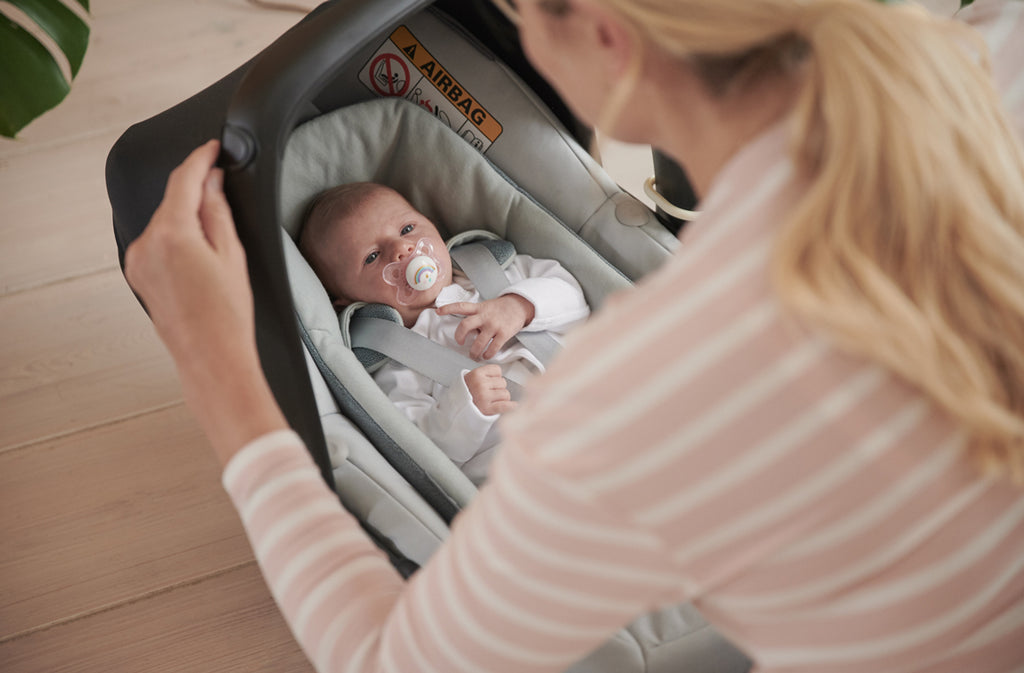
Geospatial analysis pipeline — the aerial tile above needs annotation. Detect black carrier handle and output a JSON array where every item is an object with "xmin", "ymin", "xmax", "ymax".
[{"xmin": 219, "ymin": 0, "xmax": 434, "ymax": 490}]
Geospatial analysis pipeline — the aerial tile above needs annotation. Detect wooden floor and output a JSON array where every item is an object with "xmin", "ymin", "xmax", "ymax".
[
  {"xmin": 0, "ymin": 2, "xmax": 317, "ymax": 670},
  {"xmin": 0, "ymin": 2, "xmax": 653, "ymax": 671}
]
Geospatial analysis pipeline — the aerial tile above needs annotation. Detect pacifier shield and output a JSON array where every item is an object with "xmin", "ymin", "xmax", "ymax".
[
  {"xmin": 406, "ymin": 255, "xmax": 439, "ymax": 291},
  {"xmin": 382, "ymin": 238, "xmax": 446, "ymax": 305}
]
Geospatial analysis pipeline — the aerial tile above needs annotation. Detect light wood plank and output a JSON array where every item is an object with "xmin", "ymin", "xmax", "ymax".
[
  {"xmin": 0, "ymin": 269, "xmax": 181, "ymax": 451},
  {"xmin": 2, "ymin": 0, "xmax": 306, "ymax": 154},
  {"xmin": 0, "ymin": 405, "xmax": 259, "ymax": 639},
  {"xmin": 0, "ymin": 133, "xmax": 122, "ymax": 294},
  {"xmin": 1, "ymin": 1, "xmax": 316, "ymax": 669},
  {"xmin": 0, "ymin": 563, "xmax": 315, "ymax": 673},
  {"xmin": 0, "ymin": 1, "xmax": 307, "ymax": 293}
]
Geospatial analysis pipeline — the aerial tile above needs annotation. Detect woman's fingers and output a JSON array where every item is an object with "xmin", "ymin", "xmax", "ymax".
[
  {"xmin": 160, "ymin": 139, "xmax": 221, "ymax": 222},
  {"xmin": 199, "ymin": 168, "xmax": 240, "ymax": 256},
  {"xmin": 126, "ymin": 140, "xmax": 220, "ymax": 291}
]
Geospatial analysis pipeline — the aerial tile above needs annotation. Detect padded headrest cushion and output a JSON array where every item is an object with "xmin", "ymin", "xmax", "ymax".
[
  {"xmin": 279, "ymin": 98, "xmax": 534, "ymax": 241},
  {"xmin": 447, "ymin": 230, "xmax": 516, "ymax": 271},
  {"xmin": 340, "ymin": 302, "xmax": 404, "ymax": 373}
]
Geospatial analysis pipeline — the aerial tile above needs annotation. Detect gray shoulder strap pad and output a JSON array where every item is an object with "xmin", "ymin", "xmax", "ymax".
[{"xmin": 347, "ymin": 314, "xmax": 526, "ymax": 397}]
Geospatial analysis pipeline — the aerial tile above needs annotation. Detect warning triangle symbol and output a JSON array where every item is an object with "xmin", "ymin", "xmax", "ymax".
[{"xmin": 403, "ymin": 44, "xmax": 417, "ymax": 60}]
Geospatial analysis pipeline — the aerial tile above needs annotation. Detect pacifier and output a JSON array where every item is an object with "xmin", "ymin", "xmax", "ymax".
[{"xmin": 382, "ymin": 238, "xmax": 446, "ymax": 305}]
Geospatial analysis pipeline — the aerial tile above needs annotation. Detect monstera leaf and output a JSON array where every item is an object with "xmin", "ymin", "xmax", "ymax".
[{"xmin": 0, "ymin": 0, "xmax": 90, "ymax": 138}]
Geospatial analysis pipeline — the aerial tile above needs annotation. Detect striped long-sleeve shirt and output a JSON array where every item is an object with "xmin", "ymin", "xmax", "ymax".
[{"xmin": 222, "ymin": 2, "xmax": 1024, "ymax": 671}]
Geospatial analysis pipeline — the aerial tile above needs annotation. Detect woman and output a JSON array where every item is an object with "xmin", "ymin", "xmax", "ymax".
[{"xmin": 125, "ymin": 0, "xmax": 1024, "ymax": 671}]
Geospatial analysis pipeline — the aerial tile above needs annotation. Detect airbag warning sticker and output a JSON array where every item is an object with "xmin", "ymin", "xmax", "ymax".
[{"xmin": 359, "ymin": 26, "xmax": 503, "ymax": 153}]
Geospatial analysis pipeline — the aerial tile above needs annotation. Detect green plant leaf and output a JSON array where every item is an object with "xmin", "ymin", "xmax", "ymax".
[
  {"xmin": 0, "ymin": 1, "xmax": 89, "ymax": 138},
  {"xmin": 0, "ymin": 17, "xmax": 70, "ymax": 138},
  {"xmin": 6, "ymin": 0, "xmax": 89, "ymax": 76}
]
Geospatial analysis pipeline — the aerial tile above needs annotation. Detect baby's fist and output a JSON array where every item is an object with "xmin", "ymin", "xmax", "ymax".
[{"xmin": 464, "ymin": 365, "xmax": 517, "ymax": 416}]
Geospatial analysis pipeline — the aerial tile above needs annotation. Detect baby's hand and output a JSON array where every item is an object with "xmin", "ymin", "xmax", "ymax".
[
  {"xmin": 438, "ymin": 294, "xmax": 536, "ymax": 360},
  {"xmin": 464, "ymin": 365, "xmax": 516, "ymax": 416}
]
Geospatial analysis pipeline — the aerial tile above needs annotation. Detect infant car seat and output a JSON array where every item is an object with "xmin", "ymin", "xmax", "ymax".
[{"xmin": 106, "ymin": 2, "xmax": 747, "ymax": 671}]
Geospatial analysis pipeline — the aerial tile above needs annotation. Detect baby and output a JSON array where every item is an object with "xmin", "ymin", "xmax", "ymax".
[{"xmin": 300, "ymin": 182, "xmax": 590, "ymax": 483}]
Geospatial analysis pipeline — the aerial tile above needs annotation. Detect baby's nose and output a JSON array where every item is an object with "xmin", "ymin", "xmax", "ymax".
[{"xmin": 393, "ymin": 240, "xmax": 414, "ymax": 261}]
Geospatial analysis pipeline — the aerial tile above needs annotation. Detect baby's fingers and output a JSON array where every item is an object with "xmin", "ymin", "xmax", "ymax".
[
  {"xmin": 437, "ymin": 302, "xmax": 478, "ymax": 317},
  {"xmin": 454, "ymin": 314, "xmax": 483, "ymax": 346},
  {"xmin": 482, "ymin": 329, "xmax": 513, "ymax": 360},
  {"xmin": 484, "ymin": 399, "xmax": 517, "ymax": 415},
  {"xmin": 478, "ymin": 384, "xmax": 516, "ymax": 415},
  {"xmin": 469, "ymin": 327, "xmax": 498, "ymax": 360}
]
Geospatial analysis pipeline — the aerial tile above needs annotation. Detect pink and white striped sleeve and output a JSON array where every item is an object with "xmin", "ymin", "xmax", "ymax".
[{"xmin": 223, "ymin": 429, "xmax": 683, "ymax": 673}]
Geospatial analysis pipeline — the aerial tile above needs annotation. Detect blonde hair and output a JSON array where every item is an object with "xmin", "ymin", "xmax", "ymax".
[{"xmin": 587, "ymin": 0, "xmax": 1024, "ymax": 482}]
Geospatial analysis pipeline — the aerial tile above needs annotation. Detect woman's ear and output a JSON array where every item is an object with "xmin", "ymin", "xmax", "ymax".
[{"xmin": 574, "ymin": 0, "xmax": 639, "ymax": 79}]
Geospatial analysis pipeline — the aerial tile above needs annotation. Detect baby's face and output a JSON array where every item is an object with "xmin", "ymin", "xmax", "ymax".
[{"xmin": 322, "ymin": 188, "xmax": 451, "ymax": 311}]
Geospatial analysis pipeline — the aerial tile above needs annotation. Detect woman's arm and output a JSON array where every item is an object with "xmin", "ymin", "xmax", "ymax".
[{"xmin": 222, "ymin": 427, "xmax": 676, "ymax": 673}]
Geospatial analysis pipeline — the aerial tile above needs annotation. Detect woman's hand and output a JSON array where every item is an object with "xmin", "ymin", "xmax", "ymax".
[
  {"xmin": 125, "ymin": 141, "xmax": 252, "ymax": 362},
  {"xmin": 125, "ymin": 140, "xmax": 288, "ymax": 464}
]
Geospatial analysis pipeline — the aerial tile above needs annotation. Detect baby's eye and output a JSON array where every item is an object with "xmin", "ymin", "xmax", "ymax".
[
  {"xmin": 401, "ymin": 223, "xmax": 415, "ymax": 235},
  {"xmin": 364, "ymin": 251, "xmax": 379, "ymax": 265}
]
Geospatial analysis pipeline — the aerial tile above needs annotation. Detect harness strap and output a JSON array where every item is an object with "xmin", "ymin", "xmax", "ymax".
[
  {"xmin": 349, "ymin": 316, "xmax": 527, "ymax": 398},
  {"xmin": 449, "ymin": 243, "xmax": 562, "ymax": 367}
]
